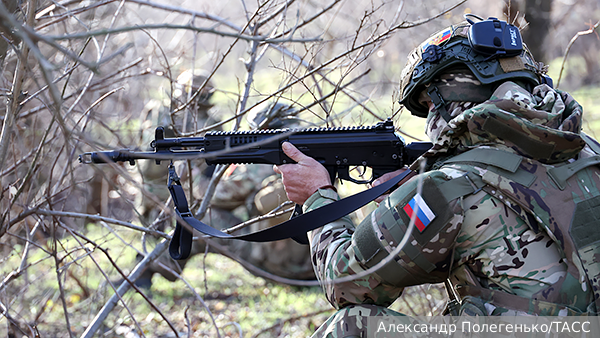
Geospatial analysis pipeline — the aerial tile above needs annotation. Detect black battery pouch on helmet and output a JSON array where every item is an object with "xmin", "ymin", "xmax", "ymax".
[
  {"xmin": 466, "ymin": 15, "xmax": 554, "ymax": 88},
  {"xmin": 467, "ymin": 16, "xmax": 523, "ymax": 58}
]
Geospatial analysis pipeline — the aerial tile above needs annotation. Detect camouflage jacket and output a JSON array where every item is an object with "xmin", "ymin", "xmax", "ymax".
[{"xmin": 305, "ymin": 82, "xmax": 599, "ymax": 315}]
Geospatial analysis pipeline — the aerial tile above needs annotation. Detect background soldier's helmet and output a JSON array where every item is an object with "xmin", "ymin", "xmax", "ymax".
[
  {"xmin": 399, "ymin": 16, "xmax": 549, "ymax": 118},
  {"xmin": 174, "ymin": 70, "xmax": 215, "ymax": 111},
  {"xmin": 246, "ymin": 101, "xmax": 300, "ymax": 130}
]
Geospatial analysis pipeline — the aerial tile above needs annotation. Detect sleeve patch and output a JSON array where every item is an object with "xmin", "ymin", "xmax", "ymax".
[{"xmin": 403, "ymin": 193, "xmax": 437, "ymax": 232}]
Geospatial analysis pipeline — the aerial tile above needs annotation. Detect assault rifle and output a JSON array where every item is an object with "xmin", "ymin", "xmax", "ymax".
[
  {"xmin": 79, "ymin": 119, "xmax": 431, "ymax": 184},
  {"xmin": 79, "ymin": 119, "xmax": 432, "ymax": 259}
]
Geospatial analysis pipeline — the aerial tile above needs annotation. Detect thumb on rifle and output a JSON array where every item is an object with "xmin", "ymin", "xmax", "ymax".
[
  {"xmin": 274, "ymin": 141, "xmax": 331, "ymax": 205},
  {"xmin": 281, "ymin": 142, "xmax": 308, "ymax": 162}
]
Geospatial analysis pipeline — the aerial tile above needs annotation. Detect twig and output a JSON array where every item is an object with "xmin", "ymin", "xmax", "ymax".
[
  {"xmin": 51, "ymin": 218, "xmax": 76, "ymax": 338},
  {"xmin": 35, "ymin": 0, "xmax": 121, "ymax": 30},
  {"xmin": 222, "ymin": 202, "xmax": 294, "ymax": 235},
  {"xmin": 9, "ymin": 208, "xmax": 169, "ymax": 238},
  {"xmin": 221, "ymin": 322, "xmax": 243, "ymax": 337},
  {"xmin": 251, "ymin": 308, "xmax": 333, "ymax": 338},
  {"xmin": 184, "ymin": 306, "xmax": 192, "ymax": 338},
  {"xmin": 46, "ymin": 23, "xmax": 322, "ymax": 44},
  {"xmin": 125, "ymin": 0, "xmax": 241, "ymax": 32},
  {"xmin": 80, "ymin": 238, "xmax": 170, "ymax": 338},
  {"xmin": 196, "ymin": 164, "xmax": 230, "ymax": 219},
  {"xmin": 556, "ymin": 21, "xmax": 600, "ymax": 88},
  {"xmin": 236, "ymin": 23, "xmax": 261, "ymax": 129},
  {"xmin": 256, "ymin": 0, "xmax": 297, "ymax": 28}
]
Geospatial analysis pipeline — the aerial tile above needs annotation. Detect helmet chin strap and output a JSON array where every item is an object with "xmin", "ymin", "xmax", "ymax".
[{"xmin": 427, "ymin": 85, "xmax": 453, "ymax": 122}]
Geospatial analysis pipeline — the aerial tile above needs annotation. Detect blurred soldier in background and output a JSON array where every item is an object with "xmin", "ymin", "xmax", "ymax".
[
  {"xmin": 135, "ymin": 69, "xmax": 226, "ymax": 286},
  {"xmin": 138, "ymin": 95, "xmax": 315, "ymax": 286},
  {"xmin": 208, "ymin": 101, "xmax": 314, "ymax": 280},
  {"xmin": 138, "ymin": 70, "xmax": 218, "ymax": 226}
]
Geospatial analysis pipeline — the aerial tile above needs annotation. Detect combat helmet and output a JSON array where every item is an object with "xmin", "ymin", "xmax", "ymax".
[
  {"xmin": 399, "ymin": 15, "xmax": 551, "ymax": 121},
  {"xmin": 246, "ymin": 100, "xmax": 300, "ymax": 130}
]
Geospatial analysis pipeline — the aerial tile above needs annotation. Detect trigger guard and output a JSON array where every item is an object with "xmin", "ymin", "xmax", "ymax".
[{"xmin": 340, "ymin": 166, "xmax": 374, "ymax": 185}]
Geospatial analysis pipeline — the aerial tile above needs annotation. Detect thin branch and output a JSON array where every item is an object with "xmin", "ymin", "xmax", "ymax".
[
  {"xmin": 125, "ymin": 0, "xmax": 241, "ymax": 32},
  {"xmin": 256, "ymin": 0, "xmax": 297, "ymax": 28},
  {"xmin": 80, "ymin": 238, "xmax": 169, "ymax": 338},
  {"xmin": 51, "ymin": 218, "xmax": 75, "ymax": 338},
  {"xmin": 8, "ymin": 208, "xmax": 169, "ymax": 238},
  {"xmin": 46, "ymin": 23, "xmax": 322, "ymax": 44},
  {"xmin": 556, "ymin": 21, "xmax": 600, "ymax": 88},
  {"xmin": 35, "ymin": 0, "xmax": 121, "ymax": 30}
]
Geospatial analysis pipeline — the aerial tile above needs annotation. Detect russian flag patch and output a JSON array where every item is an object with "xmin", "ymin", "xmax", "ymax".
[
  {"xmin": 420, "ymin": 27, "xmax": 453, "ymax": 52},
  {"xmin": 403, "ymin": 193, "xmax": 436, "ymax": 233}
]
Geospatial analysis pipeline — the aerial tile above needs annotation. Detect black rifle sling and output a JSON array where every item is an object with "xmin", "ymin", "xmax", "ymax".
[{"xmin": 167, "ymin": 164, "xmax": 413, "ymax": 260}]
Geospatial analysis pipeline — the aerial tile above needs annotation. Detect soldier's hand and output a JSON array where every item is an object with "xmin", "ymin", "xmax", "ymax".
[
  {"xmin": 273, "ymin": 142, "xmax": 332, "ymax": 205},
  {"xmin": 371, "ymin": 168, "xmax": 409, "ymax": 204}
]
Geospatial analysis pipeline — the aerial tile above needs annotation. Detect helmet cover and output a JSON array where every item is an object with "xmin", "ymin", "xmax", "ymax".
[{"xmin": 246, "ymin": 101, "xmax": 299, "ymax": 130}]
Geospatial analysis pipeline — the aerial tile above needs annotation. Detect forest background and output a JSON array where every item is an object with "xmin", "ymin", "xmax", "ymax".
[{"xmin": 0, "ymin": 0, "xmax": 599, "ymax": 337}]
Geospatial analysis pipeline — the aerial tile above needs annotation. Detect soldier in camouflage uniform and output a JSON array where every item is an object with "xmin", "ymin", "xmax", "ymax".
[
  {"xmin": 138, "ymin": 70, "xmax": 217, "ymax": 224},
  {"xmin": 209, "ymin": 101, "xmax": 315, "ymax": 280},
  {"xmin": 274, "ymin": 17, "xmax": 600, "ymax": 337},
  {"xmin": 139, "ymin": 70, "xmax": 218, "ymax": 219},
  {"xmin": 136, "ymin": 70, "xmax": 227, "ymax": 284},
  {"xmin": 140, "ymin": 99, "xmax": 314, "ymax": 284}
]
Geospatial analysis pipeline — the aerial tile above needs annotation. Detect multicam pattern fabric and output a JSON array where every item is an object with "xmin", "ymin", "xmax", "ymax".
[
  {"xmin": 305, "ymin": 82, "xmax": 598, "ymax": 337},
  {"xmin": 423, "ymin": 81, "xmax": 585, "ymax": 163},
  {"xmin": 311, "ymin": 304, "xmax": 404, "ymax": 338},
  {"xmin": 422, "ymin": 68, "xmax": 488, "ymax": 141},
  {"xmin": 214, "ymin": 165, "xmax": 315, "ymax": 279},
  {"xmin": 138, "ymin": 101, "xmax": 314, "ymax": 280}
]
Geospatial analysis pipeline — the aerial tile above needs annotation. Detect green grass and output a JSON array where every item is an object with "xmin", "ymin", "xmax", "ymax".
[
  {"xmin": 572, "ymin": 86, "xmax": 600, "ymax": 138},
  {"xmin": 0, "ymin": 225, "xmax": 334, "ymax": 337},
  {"xmin": 0, "ymin": 218, "xmax": 449, "ymax": 338}
]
